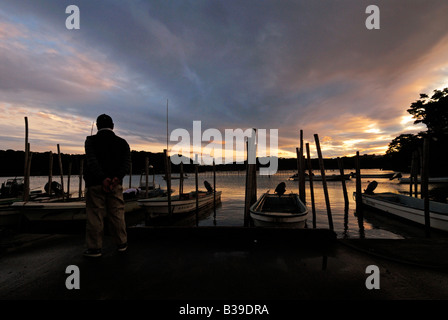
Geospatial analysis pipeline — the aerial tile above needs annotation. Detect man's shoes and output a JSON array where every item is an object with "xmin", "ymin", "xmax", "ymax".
[
  {"xmin": 117, "ymin": 243, "xmax": 128, "ymax": 252},
  {"xmin": 83, "ymin": 248, "xmax": 102, "ymax": 258}
]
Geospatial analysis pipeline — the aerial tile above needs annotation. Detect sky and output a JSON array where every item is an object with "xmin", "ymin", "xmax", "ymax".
[{"xmin": 1, "ymin": 0, "xmax": 448, "ymax": 160}]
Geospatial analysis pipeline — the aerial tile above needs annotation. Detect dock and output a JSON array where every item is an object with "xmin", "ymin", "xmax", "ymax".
[{"xmin": 2, "ymin": 226, "xmax": 448, "ymax": 308}]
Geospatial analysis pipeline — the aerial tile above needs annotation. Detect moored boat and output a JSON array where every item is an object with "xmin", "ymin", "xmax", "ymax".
[
  {"xmin": 357, "ymin": 191, "xmax": 448, "ymax": 232},
  {"xmin": 249, "ymin": 192, "xmax": 308, "ymax": 228},
  {"xmin": 138, "ymin": 190, "xmax": 222, "ymax": 219},
  {"xmin": 398, "ymin": 176, "xmax": 448, "ymax": 184},
  {"xmin": 350, "ymin": 172, "xmax": 399, "ymax": 179},
  {"xmin": 289, "ymin": 173, "xmax": 350, "ymax": 181},
  {"xmin": 10, "ymin": 187, "xmax": 168, "ymax": 222}
]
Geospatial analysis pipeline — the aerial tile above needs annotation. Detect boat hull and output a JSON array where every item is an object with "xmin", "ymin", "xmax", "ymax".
[
  {"xmin": 250, "ymin": 193, "xmax": 308, "ymax": 228},
  {"xmin": 138, "ymin": 191, "xmax": 222, "ymax": 219},
  {"xmin": 359, "ymin": 192, "xmax": 448, "ymax": 232},
  {"xmin": 399, "ymin": 177, "xmax": 448, "ymax": 184},
  {"xmin": 10, "ymin": 198, "xmax": 142, "ymax": 222},
  {"xmin": 289, "ymin": 174, "xmax": 351, "ymax": 181}
]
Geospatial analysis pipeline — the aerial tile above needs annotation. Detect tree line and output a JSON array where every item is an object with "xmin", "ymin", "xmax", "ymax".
[
  {"xmin": 0, "ymin": 149, "xmax": 390, "ymax": 178},
  {"xmin": 385, "ymin": 87, "xmax": 448, "ymax": 176}
]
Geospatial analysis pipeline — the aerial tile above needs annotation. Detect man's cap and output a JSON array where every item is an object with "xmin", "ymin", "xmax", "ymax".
[{"xmin": 96, "ymin": 114, "xmax": 114, "ymax": 129}]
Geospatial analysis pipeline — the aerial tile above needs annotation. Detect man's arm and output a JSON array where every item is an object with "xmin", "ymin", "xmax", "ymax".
[
  {"xmin": 116, "ymin": 139, "xmax": 131, "ymax": 183},
  {"xmin": 85, "ymin": 136, "xmax": 106, "ymax": 182}
]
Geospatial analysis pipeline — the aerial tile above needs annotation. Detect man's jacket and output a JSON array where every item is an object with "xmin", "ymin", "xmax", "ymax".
[{"xmin": 84, "ymin": 129, "xmax": 131, "ymax": 188}]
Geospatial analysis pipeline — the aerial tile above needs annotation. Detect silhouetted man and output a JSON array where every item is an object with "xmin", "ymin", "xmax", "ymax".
[{"xmin": 83, "ymin": 114, "xmax": 131, "ymax": 257}]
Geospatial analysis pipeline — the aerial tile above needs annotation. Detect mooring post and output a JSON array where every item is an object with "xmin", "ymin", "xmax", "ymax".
[
  {"xmin": 195, "ymin": 164, "xmax": 199, "ymax": 226},
  {"xmin": 422, "ymin": 138, "xmax": 430, "ymax": 237},
  {"xmin": 179, "ymin": 162, "xmax": 184, "ymax": 196},
  {"xmin": 337, "ymin": 157, "xmax": 349, "ymax": 208},
  {"xmin": 409, "ymin": 152, "xmax": 415, "ymax": 197},
  {"xmin": 78, "ymin": 158, "xmax": 83, "ymax": 198},
  {"xmin": 299, "ymin": 130, "xmax": 306, "ymax": 203},
  {"xmin": 355, "ymin": 151, "xmax": 363, "ymax": 220},
  {"xmin": 145, "ymin": 157, "xmax": 149, "ymax": 198},
  {"xmin": 296, "ymin": 147, "xmax": 305, "ymax": 204},
  {"xmin": 305, "ymin": 143, "xmax": 316, "ymax": 228},
  {"xmin": 314, "ymin": 134, "xmax": 333, "ymax": 230},
  {"xmin": 412, "ymin": 151, "xmax": 419, "ymax": 198},
  {"xmin": 48, "ymin": 151, "xmax": 53, "ymax": 197},
  {"xmin": 213, "ymin": 159, "xmax": 216, "ymax": 219},
  {"xmin": 25, "ymin": 151, "xmax": 32, "ymax": 201},
  {"xmin": 57, "ymin": 144, "xmax": 65, "ymax": 200},
  {"xmin": 23, "ymin": 117, "xmax": 30, "ymax": 202},
  {"xmin": 164, "ymin": 149, "xmax": 172, "ymax": 217},
  {"xmin": 67, "ymin": 158, "xmax": 72, "ymax": 199},
  {"xmin": 244, "ymin": 135, "xmax": 257, "ymax": 227}
]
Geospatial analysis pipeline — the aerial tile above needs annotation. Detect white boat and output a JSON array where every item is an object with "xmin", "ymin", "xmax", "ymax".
[
  {"xmin": 9, "ymin": 187, "xmax": 167, "ymax": 222},
  {"xmin": 163, "ymin": 174, "xmax": 188, "ymax": 180},
  {"xmin": 358, "ymin": 192, "xmax": 448, "ymax": 232},
  {"xmin": 138, "ymin": 190, "xmax": 222, "ymax": 219},
  {"xmin": 398, "ymin": 177, "xmax": 448, "ymax": 184},
  {"xmin": 11, "ymin": 198, "xmax": 86, "ymax": 221},
  {"xmin": 289, "ymin": 173, "xmax": 350, "ymax": 181},
  {"xmin": 350, "ymin": 172, "xmax": 398, "ymax": 179},
  {"xmin": 249, "ymin": 192, "xmax": 308, "ymax": 228}
]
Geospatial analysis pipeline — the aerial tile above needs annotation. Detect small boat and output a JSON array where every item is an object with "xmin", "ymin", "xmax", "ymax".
[
  {"xmin": 249, "ymin": 183, "xmax": 308, "ymax": 228},
  {"xmin": 1, "ymin": 178, "xmax": 24, "ymax": 198},
  {"xmin": 163, "ymin": 173, "xmax": 188, "ymax": 180},
  {"xmin": 350, "ymin": 172, "xmax": 399, "ymax": 179},
  {"xmin": 10, "ymin": 187, "xmax": 168, "ymax": 222},
  {"xmin": 398, "ymin": 176, "xmax": 448, "ymax": 184},
  {"xmin": 289, "ymin": 173, "xmax": 351, "ymax": 181},
  {"xmin": 356, "ymin": 182, "xmax": 448, "ymax": 232},
  {"xmin": 138, "ymin": 189, "xmax": 221, "ymax": 219}
]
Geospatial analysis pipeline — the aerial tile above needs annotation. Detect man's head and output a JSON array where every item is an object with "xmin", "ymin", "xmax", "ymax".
[{"xmin": 96, "ymin": 114, "xmax": 114, "ymax": 130}]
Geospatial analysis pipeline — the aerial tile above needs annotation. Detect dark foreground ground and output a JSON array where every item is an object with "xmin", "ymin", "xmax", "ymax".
[{"xmin": 1, "ymin": 226, "xmax": 448, "ymax": 315}]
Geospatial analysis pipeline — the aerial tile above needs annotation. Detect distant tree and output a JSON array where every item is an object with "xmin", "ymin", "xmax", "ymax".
[
  {"xmin": 407, "ymin": 87, "xmax": 448, "ymax": 138},
  {"xmin": 386, "ymin": 133, "xmax": 422, "ymax": 155},
  {"xmin": 386, "ymin": 87, "xmax": 448, "ymax": 174}
]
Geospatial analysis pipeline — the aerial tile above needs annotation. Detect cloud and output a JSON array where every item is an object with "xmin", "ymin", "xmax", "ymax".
[{"xmin": 0, "ymin": 0, "xmax": 448, "ymax": 157}]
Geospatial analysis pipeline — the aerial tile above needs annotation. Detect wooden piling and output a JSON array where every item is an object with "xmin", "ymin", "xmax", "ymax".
[
  {"xmin": 25, "ymin": 151, "xmax": 32, "ymax": 201},
  {"xmin": 244, "ymin": 138, "xmax": 257, "ymax": 227},
  {"xmin": 314, "ymin": 134, "xmax": 333, "ymax": 230},
  {"xmin": 78, "ymin": 158, "xmax": 83, "ymax": 198},
  {"xmin": 195, "ymin": 164, "xmax": 199, "ymax": 226},
  {"xmin": 421, "ymin": 138, "xmax": 430, "ymax": 237},
  {"xmin": 164, "ymin": 149, "xmax": 172, "ymax": 217},
  {"xmin": 23, "ymin": 117, "xmax": 30, "ymax": 201},
  {"xmin": 409, "ymin": 152, "xmax": 415, "ymax": 197},
  {"xmin": 299, "ymin": 130, "xmax": 306, "ymax": 203},
  {"xmin": 305, "ymin": 143, "xmax": 316, "ymax": 229},
  {"xmin": 337, "ymin": 157, "xmax": 349, "ymax": 208},
  {"xmin": 213, "ymin": 159, "xmax": 216, "ymax": 219},
  {"xmin": 179, "ymin": 162, "xmax": 184, "ymax": 196},
  {"xmin": 410, "ymin": 151, "xmax": 419, "ymax": 197},
  {"xmin": 296, "ymin": 147, "xmax": 305, "ymax": 204},
  {"xmin": 355, "ymin": 151, "xmax": 363, "ymax": 219},
  {"xmin": 48, "ymin": 151, "xmax": 53, "ymax": 197},
  {"xmin": 145, "ymin": 157, "xmax": 149, "ymax": 198},
  {"xmin": 57, "ymin": 144, "xmax": 65, "ymax": 200},
  {"xmin": 67, "ymin": 158, "xmax": 72, "ymax": 199}
]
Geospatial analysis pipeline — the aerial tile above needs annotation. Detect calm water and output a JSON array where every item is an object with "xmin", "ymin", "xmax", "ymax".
[{"xmin": 17, "ymin": 169, "xmax": 448, "ymax": 239}]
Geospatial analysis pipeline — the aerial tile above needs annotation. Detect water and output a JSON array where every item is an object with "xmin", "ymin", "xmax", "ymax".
[{"xmin": 15, "ymin": 169, "xmax": 448, "ymax": 239}]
